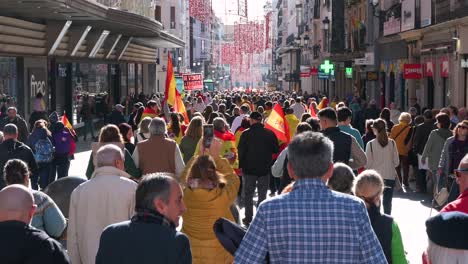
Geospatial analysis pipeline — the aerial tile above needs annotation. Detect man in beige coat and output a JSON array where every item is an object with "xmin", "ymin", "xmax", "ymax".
[{"xmin": 68, "ymin": 144, "xmax": 137, "ymax": 264}]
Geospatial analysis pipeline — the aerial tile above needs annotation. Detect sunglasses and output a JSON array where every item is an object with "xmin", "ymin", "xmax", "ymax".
[{"xmin": 454, "ymin": 168, "xmax": 468, "ymax": 178}]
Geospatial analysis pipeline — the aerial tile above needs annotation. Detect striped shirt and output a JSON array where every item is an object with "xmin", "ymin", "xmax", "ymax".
[{"xmin": 235, "ymin": 178, "xmax": 387, "ymax": 263}]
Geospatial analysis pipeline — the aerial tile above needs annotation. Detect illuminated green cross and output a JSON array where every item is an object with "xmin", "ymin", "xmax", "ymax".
[{"xmin": 320, "ymin": 60, "xmax": 334, "ymax": 74}]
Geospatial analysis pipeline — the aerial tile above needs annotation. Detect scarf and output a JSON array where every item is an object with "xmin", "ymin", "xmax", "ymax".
[
  {"xmin": 131, "ymin": 209, "xmax": 175, "ymax": 229},
  {"xmin": 91, "ymin": 166, "xmax": 132, "ymax": 179},
  {"xmin": 214, "ymin": 130, "xmax": 235, "ymax": 142}
]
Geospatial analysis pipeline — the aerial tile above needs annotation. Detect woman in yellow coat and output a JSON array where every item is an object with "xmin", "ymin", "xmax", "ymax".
[{"xmin": 181, "ymin": 139, "xmax": 240, "ymax": 264}]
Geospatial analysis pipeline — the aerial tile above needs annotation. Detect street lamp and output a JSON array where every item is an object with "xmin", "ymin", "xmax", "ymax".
[
  {"xmin": 322, "ymin": 16, "xmax": 330, "ymax": 52},
  {"xmin": 295, "ymin": 2, "xmax": 303, "ymax": 27}
]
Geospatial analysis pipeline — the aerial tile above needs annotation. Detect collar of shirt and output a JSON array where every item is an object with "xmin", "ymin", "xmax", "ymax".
[{"xmin": 292, "ymin": 178, "xmax": 328, "ymax": 193}]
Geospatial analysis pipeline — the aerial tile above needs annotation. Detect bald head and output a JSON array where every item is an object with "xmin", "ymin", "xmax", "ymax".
[{"xmin": 0, "ymin": 184, "xmax": 35, "ymax": 224}]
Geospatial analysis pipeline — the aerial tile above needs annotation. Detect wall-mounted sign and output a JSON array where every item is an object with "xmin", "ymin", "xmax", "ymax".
[
  {"xmin": 461, "ymin": 59, "xmax": 468, "ymax": 68},
  {"xmin": 425, "ymin": 61, "xmax": 434, "ymax": 77},
  {"xmin": 441, "ymin": 58, "xmax": 449, "ymax": 78},
  {"xmin": 318, "ymin": 70, "xmax": 329, "ymax": 79},
  {"xmin": 28, "ymin": 68, "xmax": 46, "ymax": 96},
  {"xmin": 420, "ymin": 0, "xmax": 432, "ymax": 27},
  {"xmin": 355, "ymin": 52, "xmax": 375, "ymax": 65},
  {"xmin": 310, "ymin": 67, "xmax": 319, "ymax": 75},
  {"xmin": 384, "ymin": 16, "xmax": 401, "ymax": 36},
  {"xmin": 182, "ymin": 74, "xmax": 203, "ymax": 90},
  {"xmin": 58, "ymin": 64, "xmax": 67, "ymax": 78},
  {"xmin": 320, "ymin": 60, "xmax": 334, "ymax": 74},
  {"xmin": 367, "ymin": 71, "xmax": 379, "ymax": 81},
  {"xmin": 401, "ymin": 0, "xmax": 415, "ymax": 32},
  {"xmin": 403, "ymin": 64, "xmax": 422, "ymax": 79},
  {"xmin": 345, "ymin": 67, "xmax": 353, "ymax": 78}
]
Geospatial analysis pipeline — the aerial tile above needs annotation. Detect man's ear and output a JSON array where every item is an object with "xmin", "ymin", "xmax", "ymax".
[
  {"xmin": 287, "ymin": 162, "xmax": 297, "ymax": 181},
  {"xmin": 153, "ymin": 199, "xmax": 166, "ymax": 214},
  {"xmin": 28, "ymin": 204, "xmax": 37, "ymax": 223},
  {"xmin": 322, "ymin": 163, "xmax": 334, "ymax": 182}
]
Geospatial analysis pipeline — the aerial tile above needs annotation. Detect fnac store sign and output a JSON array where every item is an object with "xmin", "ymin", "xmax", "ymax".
[{"xmin": 403, "ymin": 64, "xmax": 422, "ymax": 79}]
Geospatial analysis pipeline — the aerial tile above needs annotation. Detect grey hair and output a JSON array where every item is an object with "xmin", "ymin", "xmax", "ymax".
[
  {"xmin": 135, "ymin": 173, "xmax": 177, "ymax": 212},
  {"xmin": 95, "ymin": 144, "xmax": 124, "ymax": 168},
  {"xmin": 149, "ymin": 117, "xmax": 167, "ymax": 136},
  {"xmin": 287, "ymin": 132, "xmax": 334, "ymax": 178},
  {"xmin": 0, "ymin": 131, "xmax": 4, "ymax": 143},
  {"xmin": 328, "ymin": 163, "xmax": 355, "ymax": 194},
  {"xmin": 213, "ymin": 117, "xmax": 227, "ymax": 132},
  {"xmin": 3, "ymin": 124, "xmax": 18, "ymax": 136},
  {"xmin": 139, "ymin": 117, "xmax": 152, "ymax": 134}
]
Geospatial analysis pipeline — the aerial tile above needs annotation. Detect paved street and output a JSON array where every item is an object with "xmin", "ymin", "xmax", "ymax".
[{"xmin": 70, "ymin": 140, "xmax": 433, "ymax": 264}]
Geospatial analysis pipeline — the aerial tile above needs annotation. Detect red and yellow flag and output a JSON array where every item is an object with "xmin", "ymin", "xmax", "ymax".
[
  {"xmin": 164, "ymin": 53, "xmax": 177, "ymax": 107},
  {"xmin": 165, "ymin": 53, "xmax": 189, "ymax": 124},
  {"xmin": 309, "ymin": 102, "xmax": 317, "ymax": 118},
  {"xmin": 61, "ymin": 113, "xmax": 76, "ymax": 136},
  {"xmin": 265, "ymin": 103, "xmax": 290, "ymax": 143}
]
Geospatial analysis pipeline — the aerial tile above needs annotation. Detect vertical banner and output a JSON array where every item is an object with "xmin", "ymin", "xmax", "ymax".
[
  {"xmin": 403, "ymin": 64, "xmax": 422, "ymax": 79},
  {"xmin": 440, "ymin": 57, "xmax": 449, "ymax": 78}
]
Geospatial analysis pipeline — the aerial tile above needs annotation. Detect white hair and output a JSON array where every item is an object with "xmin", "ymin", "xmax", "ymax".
[
  {"xmin": 427, "ymin": 240, "xmax": 468, "ymax": 263},
  {"xmin": 95, "ymin": 144, "xmax": 124, "ymax": 168},
  {"xmin": 149, "ymin": 117, "xmax": 167, "ymax": 136}
]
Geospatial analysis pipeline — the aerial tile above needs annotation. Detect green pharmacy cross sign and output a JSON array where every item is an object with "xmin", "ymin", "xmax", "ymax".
[
  {"xmin": 320, "ymin": 60, "xmax": 334, "ymax": 75},
  {"xmin": 345, "ymin": 67, "xmax": 353, "ymax": 78}
]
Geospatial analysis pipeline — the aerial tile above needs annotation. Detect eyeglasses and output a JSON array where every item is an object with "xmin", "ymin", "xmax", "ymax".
[{"xmin": 454, "ymin": 168, "xmax": 468, "ymax": 178}]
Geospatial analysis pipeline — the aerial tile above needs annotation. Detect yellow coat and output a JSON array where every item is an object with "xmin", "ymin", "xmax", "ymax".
[
  {"xmin": 285, "ymin": 114, "xmax": 300, "ymax": 140},
  {"xmin": 194, "ymin": 135, "xmax": 239, "ymax": 169},
  {"xmin": 389, "ymin": 122, "xmax": 413, "ymax": 156},
  {"xmin": 181, "ymin": 157, "xmax": 240, "ymax": 264}
]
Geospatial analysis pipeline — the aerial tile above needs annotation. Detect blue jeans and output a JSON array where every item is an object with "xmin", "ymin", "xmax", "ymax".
[
  {"xmin": 31, "ymin": 163, "xmax": 52, "ymax": 190},
  {"xmin": 83, "ymin": 119, "xmax": 95, "ymax": 139},
  {"xmin": 383, "ymin": 179, "xmax": 395, "ymax": 215}
]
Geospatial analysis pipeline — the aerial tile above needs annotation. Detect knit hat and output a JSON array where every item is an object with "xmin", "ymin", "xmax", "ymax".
[
  {"xmin": 249, "ymin": 111, "xmax": 263, "ymax": 121},
  {"xmin": 49, "ymin": 111, "xmax": 59, "ymax": 124},
  {"xmin": 426, "ymin": 212, "xmax": 468, "ymax": 250}
]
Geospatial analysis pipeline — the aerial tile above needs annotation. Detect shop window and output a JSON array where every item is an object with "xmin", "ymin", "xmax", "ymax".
[
  {"xmin": 72, "ymin": 63, "xmax": 109, "ymax": 125},
  {"xmin": 155, "ymin": 5, "xmax": 161, "ymax": 22},
  {"xmin": 0, "ymin": 57, "xmax": 17, "ymax": 112},
  {"xmin": 170, "ymin": 6, "xmax": 176, "ymax": 29},
  {"xmin": 128, "ymin": 63, "xmax": 136, "ymax": 95},
  {"xmin": 137, "ymin": 64, "xmax": 143, "ymax": 94}
]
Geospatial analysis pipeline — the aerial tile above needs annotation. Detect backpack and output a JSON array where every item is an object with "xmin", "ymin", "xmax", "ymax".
[
  {"xmin": 34, "ymin": 138, "xmax": 54, "ymax": 163},
  {"xmin": 53, "ymin": 129, "xmax": 72, "ymax": 155}
]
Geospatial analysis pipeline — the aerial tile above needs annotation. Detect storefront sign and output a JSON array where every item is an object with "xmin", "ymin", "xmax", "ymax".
[
  {"xmin": 441, "ymin": 58, "xmax": 449, "ymax": 78},
  {"xmin": 425, "ymin": 61, "xmax": 434, "ymax": 77},
  {"xmin": 367, "ymin": 71, "xmax": 379, "ymax": 81},
  {"xmin": 345, "ymin": 67, "xmax": 353, "ymax": 79},
  {"xmin": 401, "ymin": 0, "xmax": 415, "ymax": 32},
  {"xmin": 420, "ymin": 0, "xmax": 432, "ymax": 27},
  {"xmin": 320, "ymin": 60, "xmax": 334, "ymax": 74},
  {"xmin": 318, "ymin": 70, "xmax": 329, "ymax": 79},
  {"xmin": 403, "ymin": 64, "xmax": 422, "ymax": 79},
  {"xmin": 461, "ymin": 59, "xmax": 468, "ymax": 68},
  {"xmin": 182, "ymin": 73, "xmax": 203, "ymax": 90},
  {"xmin": 58, "ymin": 64, "xmax": 67, "ymax": 78},
  {"xmin": 300, "ymin": 71, "xmax": 311, "ymax": 78},
  {"xmin": 310, "ymin": 67, "xmax": 319, "ymax": 75},
  {"xmin": 28, "ymin": 68, "xmax": 46, "ymax": 96},
  {"xmin": 355, "ymin": 52, "xmax": 375, "ymax": 65},
  {"xmin": 384, "ymin": 17, "xmax": 401, "ymax": 36}
]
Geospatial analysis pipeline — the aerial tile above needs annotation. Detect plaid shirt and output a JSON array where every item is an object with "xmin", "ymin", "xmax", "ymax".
[{"xmin": 235, "ymin": 178, "xmax": 387, "ymax": 263}]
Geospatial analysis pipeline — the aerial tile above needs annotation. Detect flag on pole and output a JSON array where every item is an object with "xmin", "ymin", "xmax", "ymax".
[
  {"xmin": 61, "ymin": 113, "xmax": 76, "ymax": 136},
  {"xmin": 164, "ymin": 53, "xmax": 189, "ymax": 124},
  {"xmin": 309, "ymin": 102, "xmax": 317, "ymax": 118},
  {"xmin": 174, "ymin": 90, "xmax": 189, "ymax": 125},
  {"xmin": 164, "ymin": 53, "xmax": 177, "ymax": 107},
  {"xmin": 265, "ymin": 103, "xmax": 290, "ymax": 143}
]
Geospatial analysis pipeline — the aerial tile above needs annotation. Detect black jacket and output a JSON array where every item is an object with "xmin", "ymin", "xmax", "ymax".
[
  {"xmin": 109, "ymin": 109, "xmax": 125, "ymax": 126},
  {"xmin": 322, "ymin": 127, "xmax": 352, "ymax": 164},
  {"xmin": 368, "ymin": 206, "xmax": 393, "ymax": 264},
  {"xmin": 0, "ymin": 139, "xmax": 38, "ymax": 189},
  {"xmin": 0, "ymin": 220, "xmax": 70, "ymax": 264},
  {"xmin": 413, "ymin": 120, "xmax": 436, "ymax": 155},
  {"xmin": 0, "ymin": 115, "xmax": 29, "ymax": 143},
  {"xmin": 96, "ymin": 220, "xmax": 192, "ymax": 264},
  {"xmin": 238, "ymin": 123, "xmax": 279, "ymax": 176}
]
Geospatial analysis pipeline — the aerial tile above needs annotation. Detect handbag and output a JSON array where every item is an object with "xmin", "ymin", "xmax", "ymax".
[{"xmin": 434, "ymin": 188, "xmax": 449, "ymax": 206}]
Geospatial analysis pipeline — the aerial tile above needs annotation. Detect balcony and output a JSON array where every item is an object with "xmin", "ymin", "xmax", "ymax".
[{"xmin": 286, "ymin": 34, "xmax": 295, "ymax": 45}]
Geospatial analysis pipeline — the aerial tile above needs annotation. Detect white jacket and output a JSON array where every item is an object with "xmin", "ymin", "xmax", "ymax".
[
  {"xmin": 67, "ymin": 166, "xmax": 137, "ymax": 264},
  {"xmin": 365, "ymin": 139, "xmax": 400, "ymax": 181}
]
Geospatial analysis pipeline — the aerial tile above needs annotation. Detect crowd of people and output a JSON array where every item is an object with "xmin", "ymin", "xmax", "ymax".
[{"xmin": 0, "ymin": 89, "xmax": 467, "ymax": 264}]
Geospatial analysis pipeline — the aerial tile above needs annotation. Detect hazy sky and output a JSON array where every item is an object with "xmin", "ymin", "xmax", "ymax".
[{"xmin": 213, "ymin": 0, "xmax": 268, "ymax": 24}]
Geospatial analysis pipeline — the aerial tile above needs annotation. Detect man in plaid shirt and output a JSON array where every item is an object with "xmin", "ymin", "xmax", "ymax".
[{"xmin": 235, "ymin": 132, "xmax": 387, "ymax": 263}]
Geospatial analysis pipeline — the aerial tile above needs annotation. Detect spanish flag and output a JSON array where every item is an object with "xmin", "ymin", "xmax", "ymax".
[
  {"xmin": 309, "ymin": 102, "xmax": 318, "ymax": 118},
  {"xmin": 165, "ymin": 53, "xmax": 189, "ymax": 124},
  {"xmin": 265, "ymin": 103, "xmax": 290, "ymax": 143},
  {"xmin": 61, "ymin": 113, "xmax": 76, "ymax": 137},
  {"xmin": 164, "ymin": 53, "xmax": 177, "ymax": 107}
]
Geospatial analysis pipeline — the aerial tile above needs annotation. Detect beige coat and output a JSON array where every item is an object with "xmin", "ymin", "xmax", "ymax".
[{"xmin": 67, "ymin": 166, "xmax": 137, "ymax": 264}]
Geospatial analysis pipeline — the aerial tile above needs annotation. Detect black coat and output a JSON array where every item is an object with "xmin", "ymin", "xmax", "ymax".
[
  {"xmin": 0, "ymin": 139, "xmax": 38, "ymax": 189},
  {"xmin": 109, "ymin": 110, "xmax": 125, "ymax": 126},
  {"xmin": 323, "ymin": 127, "xmax": 352, "ymax": 164},
  {"xmin": 413, "ymin": 120, "xmax": 436, "ymax": 155},
  {"xmin": 238, "ymin": 123, "xmax": 279, "ymax": 176},
  {"xmin": 0, "ymin": 116, "xmax": 29, "ymax": 143},
  {"xmin": 96, "ymin": 220, "xmax": 192, "ymax": 264},
  {"xmin": 0, "ymin": 221, "xmax": 70, "ymax": 264}
]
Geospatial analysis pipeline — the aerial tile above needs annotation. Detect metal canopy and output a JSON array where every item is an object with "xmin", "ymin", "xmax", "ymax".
[{"xmin": 134, "ymin": 31, "xmax": 185, "ymax": 49}]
